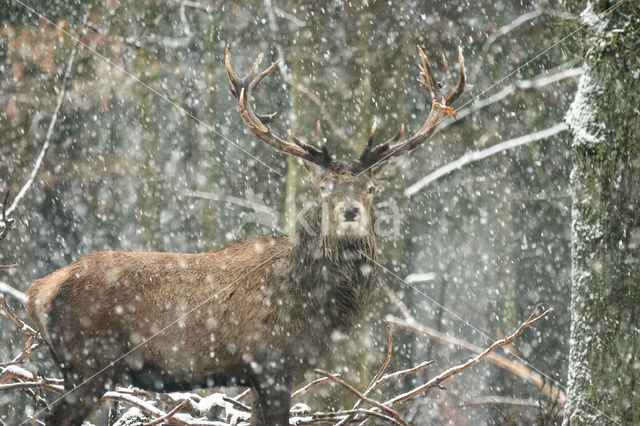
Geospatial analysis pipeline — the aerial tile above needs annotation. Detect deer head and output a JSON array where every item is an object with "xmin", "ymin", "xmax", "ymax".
[{"xmin": 225, "ymin": 44, "xmax": 470, "ymax": 240}]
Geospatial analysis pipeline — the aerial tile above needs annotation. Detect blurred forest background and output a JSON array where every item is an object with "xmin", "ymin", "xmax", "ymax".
[{"xmin": 1, "ymin": 0, "xmax": 584, "ymax": 424}]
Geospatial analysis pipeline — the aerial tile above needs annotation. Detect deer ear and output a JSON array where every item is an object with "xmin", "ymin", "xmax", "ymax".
[{"xmin": 373, "ymin": 153, "xmax": 408, "ymax": 182}]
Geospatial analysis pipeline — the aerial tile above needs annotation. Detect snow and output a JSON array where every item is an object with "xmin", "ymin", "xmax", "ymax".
[
  {"xmin": 0, "ymin": 1, "xmax": 587, "ymax": 424},
  {"xmin": 0, "ymin": 281, "xmax": 27, "ymax": 304},
  {"xmin": 565, "ymin": 69, "xmax": 605, "ymax": 148},
  {"xmin": 2, "ymin": 364, "xmax": 33, "ymax": 379}
]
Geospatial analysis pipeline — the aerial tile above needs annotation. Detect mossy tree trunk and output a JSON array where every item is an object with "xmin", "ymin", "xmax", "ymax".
[{"xmin": 564, "ymin": 1, "xmax": 640, "ymax": 424}]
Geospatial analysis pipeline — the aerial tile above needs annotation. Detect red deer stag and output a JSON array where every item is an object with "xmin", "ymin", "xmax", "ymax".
[{"xmin": 26, "ymin": 44, "xmax": 469, "ymax": 425}]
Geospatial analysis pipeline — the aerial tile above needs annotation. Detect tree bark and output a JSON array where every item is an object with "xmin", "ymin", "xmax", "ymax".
[{"xmin": 564, "ymin": 1, "xmax": 640, "ymax": 424}]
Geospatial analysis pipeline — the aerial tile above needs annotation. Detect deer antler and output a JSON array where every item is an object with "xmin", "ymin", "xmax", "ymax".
[
  {"xmin": 225, "ymin": 44, "xmax": 331, "ymax": 166},
  {"xmin": 359, "ymin": 45, "xmax": 471, "ymax": 168}
]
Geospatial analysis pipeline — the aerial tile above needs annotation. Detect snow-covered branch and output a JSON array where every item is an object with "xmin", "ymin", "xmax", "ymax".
[
  {"xmin": 405, "ymin": 122, "xmax": 568, "ymax": 196},
  {"xmin": 0, "ymin": 293, "xmax": 552, "ymax": 425},
  {"xmin": 482, "ymin": 8, "xmax": 544, "ymax": 52},
  {"xmin": 0, "ymin": 281, "xmax": 27, "ymax": 304},
  {"xmin": 440, "ymin": 65, "xmax": 582, "ymax": 132}
]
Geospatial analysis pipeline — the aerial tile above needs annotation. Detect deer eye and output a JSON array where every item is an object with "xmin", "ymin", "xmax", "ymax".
[
  {"xmin": 320, "ymin": 185, "xmax": 329, "ymax": 195},
  {"xmin": 368, "ymin": 186, "xmax": 376, "ymax": 194}
]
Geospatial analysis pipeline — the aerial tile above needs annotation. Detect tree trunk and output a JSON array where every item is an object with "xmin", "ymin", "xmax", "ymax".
[{"xmin": 564, "ymin": 1, "xmax": 640, "ymax": 424}]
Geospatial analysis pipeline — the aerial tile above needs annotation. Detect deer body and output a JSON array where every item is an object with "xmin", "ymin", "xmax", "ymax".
[
  {"xmin": 28, "ymin": 206, "xmax": 377, "ymax": 425},
  {"xmin": 27, "ymin": 44, "xmax": 469, "ymax": 425}
]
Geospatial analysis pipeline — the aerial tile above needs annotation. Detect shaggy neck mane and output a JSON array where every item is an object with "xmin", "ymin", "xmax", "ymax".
[{"xmin": 287, "ymin": 203, "xmax": 379, "ymax": 333}]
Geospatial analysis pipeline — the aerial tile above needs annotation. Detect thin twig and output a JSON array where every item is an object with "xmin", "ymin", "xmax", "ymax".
[
  {"xmin": 0, "ymin": 297, "xmax": 38, "ymax": 337},
  {"xmin": 100, "ymin": 391, "xmax": 177, "ymax": 422},
  {"xmin": 376, "ymin": 360, "xmax": 436, "ymax": 387},
  {"xmin": 315, "ymin": 369, "xmax": 409, "ymax": 426},
  {"xmin": 293, "ymin": 408, "xmax": 398, "ymax": 425},
  {"xmin": 233, "ymin": 388, "xmax": 251, "ymax": 402},
  {"xmin": 370, "ymin": 325, "xmax": 393, "ymax": 386},
  {"xmin": 291, "ymin": 375, "xmax": 339, "ymax": 400},
  {"xmin": 1, "ymin": 13, "xmax": 86, "ymax": 225},
  {"xmin": 414, "ymin": 395, "xmax": 541, "ymax": 409},
  {"xmin": 221, "ymin": 395, "xmax": 251, "ymax": 412},
  {"xmin": 143, "ymin": 399, "xmax": 189, "ymax": 426},
  {"xmin": 0, "ymin": 264, "xmax": 18, "ymax": 270}
]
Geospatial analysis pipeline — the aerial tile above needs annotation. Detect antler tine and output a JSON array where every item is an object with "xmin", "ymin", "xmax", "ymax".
[
  {"xmin": 367, "ymin": 117, "xmax": 377, "ymax": 148},
  {"xmin": 359, "ymin": 45, "xmax": 470, "ymax": 167},
  {"xmin": 445, "ymin": 46, "xmax": 472, "ymax": 106},
  {"xmin": 245, "ymin": 52, "xmax": 264, "ymax": 82},
  {"xmin": 441, "ymin": 53, "xmax": 449, "ymax": 75},
  {"xmin": 227, "ymin": 44, "xmax": 330, "ymax": 166},
  {"xmin": 225, "ymin": 43, "xmax": 241, "ymax": 99},
  {"xmin": 315, "ymin": 120, "xmax": 323, "ymax": 145},
  {"xmin": 417, "ymin": 45, "xmax": 442, "ymax": 103},
  {"xmin": 225, "ymin": 44, "xmax": 278, "ymax": 124},
  {"xmin": 288, "ymin": 128, "xmax": 323, "ymax": 156},
  {"xmin": 359, "ymin": 119, "xmax": 406, "ymax": 165},
  {"xmin": 390, "ymin": 123, "xmax": 405, "ymax": 144},
  {"xmin": 357, "ymin": 118, "xmax": 377, "ymax": 164}
]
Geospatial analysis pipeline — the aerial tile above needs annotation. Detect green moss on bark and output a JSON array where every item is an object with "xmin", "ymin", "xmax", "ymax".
[{"xmin": 564, "ymin": 1, "xmax": 640, "ymax": 424}]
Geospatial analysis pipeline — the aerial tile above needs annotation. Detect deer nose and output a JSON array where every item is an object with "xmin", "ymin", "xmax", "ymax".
[{"xmin": 342, "ymin": 206, "xmax": 359, "ymax": 222}]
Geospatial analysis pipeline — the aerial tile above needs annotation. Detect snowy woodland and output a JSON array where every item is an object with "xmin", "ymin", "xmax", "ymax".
[{"xmin": 0, "ymin": 1, "xmax": 638, "ymax": 425}]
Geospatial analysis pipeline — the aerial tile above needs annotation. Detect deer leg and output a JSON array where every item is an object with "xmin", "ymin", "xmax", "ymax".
[
  {"xmin": 45, "ymin": 370, "xmax": 111, "ymax": 426},
  {"xmin": 249, "ymin": 371, "xmax": 292, "ymax": 426}
]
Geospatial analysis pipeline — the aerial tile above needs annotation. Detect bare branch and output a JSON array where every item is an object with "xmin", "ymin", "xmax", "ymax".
[
  {"xmin": 315, "ymin": 369, "xmax": 409, "ymax": 426},
  {"xmin": 292, "ymin": 375, "xmax": 339, "ymax": 400},
  {"xmin": 0, "ymin": 297, "xmax": 38, "ymax": 337},
  {"xmin": 101, "ymin": 391, "xmax": 177, "ymax": 422},
  {"xmin": 387, "ymin": 315, "xmax": 565, "ymax": 405},
  {"xmin": 376, "ymin": 360, "xmax": 436, "ymax": 386},
  {"xmin": 233, "ymin": 388, "xmax": 251, "ymax": 402},
  {"xmin": 1, "ymin": 15, "xmax": 85, "ymax": 227},
  {"xmin": 221, "ymin": 395, "xmax": 251, "ymax": 412},
  {"xmin": 143, "ymin": 399, "xmax": 190, "ymax": 426},
  {"xmin": 0, "ymin": 365, "xmax": 63, "ymax": 394},
  {"xmin": 370, "ymin": 324, "xmax": 394, "ymax": 386},
  {"xmin": 0, "ymin": 264, "xmax": 18, "ymax": 270},
  {"xmin": 293, "ymin": 408, "xmax": 398, "ymax": 425},
  {"xmin": 405, "ymin": 122, "xmax": 568, "ymax": 196},
  {"xmin": 383, "ymin": 307, "xmax": 553, "ymax": 406},
  {"xmin": 273, "ymin": 5, "xmax": 306, "ymax": 28}
]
